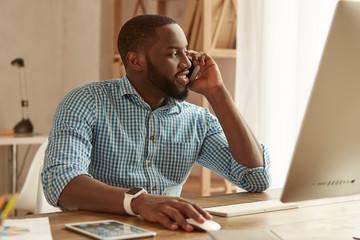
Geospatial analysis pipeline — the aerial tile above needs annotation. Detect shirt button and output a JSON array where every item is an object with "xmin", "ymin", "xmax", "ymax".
[
  {"xmin": 148, "ymin": 162, "xmax": 152, "ymax": 166},
  {"xmin": 152, "ymin": 186, "xmax": 157, "ymax": 191},
  {"xmin": 149, "ymin": 136, "xmax": 154, "ymax": 140},
  {"xmin": 248, "ymin": 170, "xmax": 253, "ymax": 174}
]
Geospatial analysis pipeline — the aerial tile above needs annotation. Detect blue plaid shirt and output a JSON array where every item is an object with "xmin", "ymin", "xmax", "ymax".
[{"xmin": 42, "ymin": 76, "xmax": 271, "ymax": 207}]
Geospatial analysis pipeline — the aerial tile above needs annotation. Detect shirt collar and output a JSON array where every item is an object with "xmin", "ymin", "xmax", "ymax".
[
  {"xmin": 117, "ymin": 75, "xmax": 139, "ymax": 97},
  {"xmin": 165, "ymin": 98, "xmax": 182, "ymax": 114},
  {"xmin": 117, "ymin": 75, "xmax": 182, "ymax": 114}
]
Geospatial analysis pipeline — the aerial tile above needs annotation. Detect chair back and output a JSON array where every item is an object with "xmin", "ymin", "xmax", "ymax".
[{"xmin": 15, "ymin": 138, "xmax": 60, "ymax": 214}]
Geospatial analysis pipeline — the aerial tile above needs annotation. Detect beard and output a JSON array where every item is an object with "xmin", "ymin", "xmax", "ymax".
[{"xmin": 145, "ymin": 55, "xmax": 189, "ymax": 101}]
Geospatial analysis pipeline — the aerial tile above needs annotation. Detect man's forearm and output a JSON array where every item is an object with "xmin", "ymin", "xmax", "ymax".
[
  {"xmin": 205, "ymin": 85, "xmax": 264, "ymax": 168},
  {"xmin": 58, "ymin": 175, "xmax": 127, "ymax": 213},
  {"xmin": 57, "ymin": 175, "xmax": 212, "ymax": 232}
]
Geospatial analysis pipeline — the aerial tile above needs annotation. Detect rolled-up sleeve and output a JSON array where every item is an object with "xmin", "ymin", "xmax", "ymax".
[
  {"xmin": 41, "ymin": 87, "xmax": 96, "ymax": 207},
  {"xmin": 195, "ymin": 111, "xmax": 271, "ymax": 192},
  {"xmin": 232, "ymin": 144, "xmax": 271, "ymax": 192}
]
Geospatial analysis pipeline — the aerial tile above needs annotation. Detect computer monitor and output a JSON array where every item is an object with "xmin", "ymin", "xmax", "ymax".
[{"xmin": 281, "ymin": 1, "xmax": 360, "ymax": 203}]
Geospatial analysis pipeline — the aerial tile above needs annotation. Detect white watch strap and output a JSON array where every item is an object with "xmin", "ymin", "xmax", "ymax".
[
  {"xmin": 124, "ymin": 194, "xmax": 137, "ymax": 216},
  {"xmin": 123, "ymin": 188, "xmax": 146, "ymax": 216}
]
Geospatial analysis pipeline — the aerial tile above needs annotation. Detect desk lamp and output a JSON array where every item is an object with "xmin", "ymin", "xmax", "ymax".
[{"xmin": 11, "ymin": 58, "xmax": 33, "ymax": 136}]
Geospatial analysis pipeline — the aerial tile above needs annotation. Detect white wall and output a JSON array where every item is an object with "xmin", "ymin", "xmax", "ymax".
[
  {"xmin": 1, "ymin": 0, "xmax": 63, "ymax": 194},
  {"xmin": 0, "ymin": 0, "xmax": 62, "ymax": 134},
  {"xmin": 0, "ymin": 0, "xmax": 112, "ymax": 194}
]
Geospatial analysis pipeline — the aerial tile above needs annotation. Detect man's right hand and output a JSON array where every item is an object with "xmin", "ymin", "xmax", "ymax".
[
  {"xmin": 131, "ymin": 193, "xmax": 213, "ymax": 231},
  {"xmin": 58, "ymin": 175, "xmax": 212, "ymax": 232}
]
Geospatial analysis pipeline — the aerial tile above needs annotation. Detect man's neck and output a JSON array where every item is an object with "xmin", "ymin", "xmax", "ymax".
[
  {"xmin": 127, "ymin": 76, "xmax": 167, "ymax": 110},
  {"xmin": 142, "ymin": 94, "xmax": 167, "ymax": 111}
]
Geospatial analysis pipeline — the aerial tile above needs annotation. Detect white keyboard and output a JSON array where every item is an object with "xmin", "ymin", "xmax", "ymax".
[{"xmin": 204, "ymin": 200, "xmax": 298, "ymax": 217}]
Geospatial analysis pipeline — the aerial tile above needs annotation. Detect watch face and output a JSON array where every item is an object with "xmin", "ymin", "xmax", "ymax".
[{"xmin": 127, "ymin": 187, "xmax": 143, "ymax": 195}]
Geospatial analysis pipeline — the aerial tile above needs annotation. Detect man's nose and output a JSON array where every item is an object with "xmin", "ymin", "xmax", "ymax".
[{"xmin": 180, "ymin": 55, "xmax": 192, "ymax": 69}]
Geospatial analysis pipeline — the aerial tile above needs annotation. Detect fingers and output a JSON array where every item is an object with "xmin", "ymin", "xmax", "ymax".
[
  {"xmin": 142, "ymin": 206, "xmax": 194, "ymax": 231},
  {"xmin": 192, "ymin": 202, "xmax": 213, "ymax": 220},
  {"xmin": 155, "ymin": 212, "xmax": 181, "ymax": 231},
  {"xmin": 137, "ymin": 195, "xmax": 212, "ymax": 232},
  {"xmin": 175, "ymin": 199, "xmax": 207, "ymax": 222},
  {"xmin": 160, "ymin": 205, "xmax": 194, "ymax": 231},
  {"xmin": 187, "ymin": 50, "xmax": 209, "ymax": 67}
]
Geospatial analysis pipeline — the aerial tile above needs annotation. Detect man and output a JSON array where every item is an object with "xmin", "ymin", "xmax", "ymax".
[{"xmin": 42, "ymin": 15, "xmax": 271, "ymax": 232}]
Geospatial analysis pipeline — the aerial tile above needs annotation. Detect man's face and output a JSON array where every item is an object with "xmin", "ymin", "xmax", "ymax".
[{"xmin": 145, "ymin": 24, "xmax": 192, "ymax": 101}]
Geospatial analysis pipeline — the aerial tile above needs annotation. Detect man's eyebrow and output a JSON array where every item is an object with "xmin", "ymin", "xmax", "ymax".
[{"xmin": 166, "ymin": 46, "xmax": 188, "ymax": 50}]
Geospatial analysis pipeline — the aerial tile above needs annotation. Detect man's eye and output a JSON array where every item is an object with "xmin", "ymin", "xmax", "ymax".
[{"xmin": 168, "ymin": 52, "xmax": 178, "ymax": 57}]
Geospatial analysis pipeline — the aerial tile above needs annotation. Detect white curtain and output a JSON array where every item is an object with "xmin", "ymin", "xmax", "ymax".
[{"xmin": 236, "ymin": 0, "xmax": 339, "ymax": 188}]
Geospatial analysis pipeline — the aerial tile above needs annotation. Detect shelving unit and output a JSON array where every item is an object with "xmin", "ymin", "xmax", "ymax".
[{"xmin": 182, "ymin": 0, "xmax": 237, "ymax": 58}]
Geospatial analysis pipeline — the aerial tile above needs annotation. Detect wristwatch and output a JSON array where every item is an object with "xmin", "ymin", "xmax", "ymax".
[{"xmin": 123, "ymin": 187, "xmax": 147, "ymax": 216}]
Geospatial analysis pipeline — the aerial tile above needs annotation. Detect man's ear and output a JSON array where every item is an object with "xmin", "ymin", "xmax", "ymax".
[{"xmin": 126, "ymin": 52, "xmax": 145, "ymax": 71}]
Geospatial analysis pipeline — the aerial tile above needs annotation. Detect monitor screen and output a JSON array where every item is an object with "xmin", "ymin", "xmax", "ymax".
[{"xmin": 281, "ymin": 1, "xmax": 360, "ymax": 202}]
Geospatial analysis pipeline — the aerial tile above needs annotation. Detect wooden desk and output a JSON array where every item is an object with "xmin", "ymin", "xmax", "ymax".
[
  {"xmin": 13, "ymin": 189, "xmax": 360, "ymax": 239},
  {"xmin": 0, "ymin": 135, "xmax": 47, "ymax": 194}
]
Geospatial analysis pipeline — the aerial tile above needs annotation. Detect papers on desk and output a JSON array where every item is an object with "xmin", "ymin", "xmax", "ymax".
[{"xmin": 1, "ymin": 217, "xmax": 52, "ymax": 240}]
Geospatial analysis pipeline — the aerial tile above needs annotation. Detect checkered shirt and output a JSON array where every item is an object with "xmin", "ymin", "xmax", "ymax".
[{"xmin": 41, "ymin": 76, "xmax": 271, "ymax": 207}]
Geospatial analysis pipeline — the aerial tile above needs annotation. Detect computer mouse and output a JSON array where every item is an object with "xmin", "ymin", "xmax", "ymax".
[{"xmin": 186, "ymin": 218, "xmax": 221, "ymax": 232}]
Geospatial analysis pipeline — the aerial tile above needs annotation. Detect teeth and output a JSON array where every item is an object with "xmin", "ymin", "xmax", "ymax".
[{"xmin": 175, "ymin": 74, "xmax": 189, "ymax": 85}]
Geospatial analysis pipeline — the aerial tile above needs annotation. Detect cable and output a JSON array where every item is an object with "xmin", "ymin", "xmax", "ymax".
[{"xmin": 16, "ymin": 145, "xmax": 32, "ymax": 181}]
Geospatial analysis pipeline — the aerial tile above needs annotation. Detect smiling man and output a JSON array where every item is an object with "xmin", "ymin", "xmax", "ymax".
[{"xmin": 41, "ymin": 15, "xmax": 271, "ymax": 232}]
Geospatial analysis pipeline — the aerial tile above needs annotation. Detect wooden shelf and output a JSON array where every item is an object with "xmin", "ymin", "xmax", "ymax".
[
  {"xmin": 182, "ymin": 0, "xmax": 237, "ymax": 59},
  {"xmin": 208, "ymin": 49, "xmax": 237, "ymax": 59}
]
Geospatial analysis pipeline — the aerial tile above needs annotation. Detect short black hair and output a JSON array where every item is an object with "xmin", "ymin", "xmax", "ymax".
[{"xmin": 118, "ymin": 14, "xmax": 177, "ymax": 68}]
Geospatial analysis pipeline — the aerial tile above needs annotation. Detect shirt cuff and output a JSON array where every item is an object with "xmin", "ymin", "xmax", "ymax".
[{"xmin": 237, "ymin": 144, "xmax": 271, "ymax": 192}]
